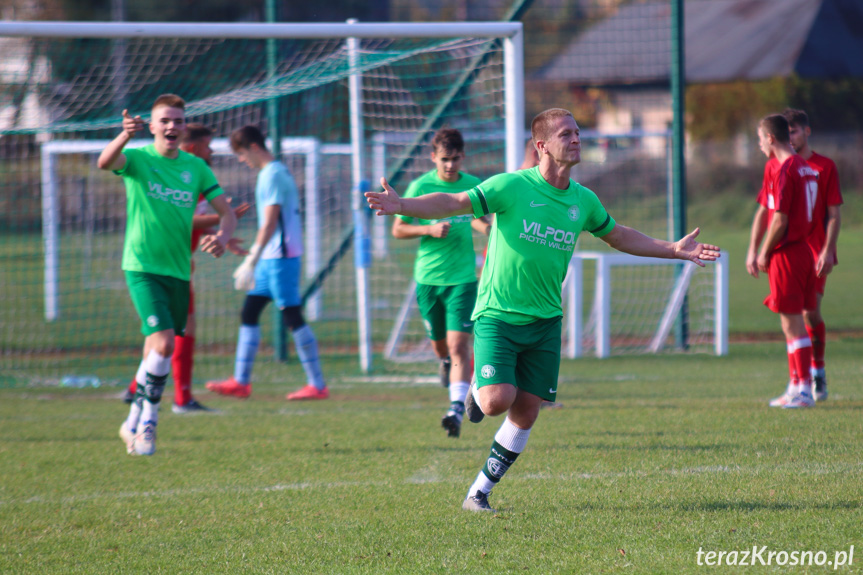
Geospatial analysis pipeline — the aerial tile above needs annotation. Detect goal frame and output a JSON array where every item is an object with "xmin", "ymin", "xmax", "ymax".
[
  {"xmin": 565, "ymin": 251, "xmax": 729, "ymax": 358},
  {"xmin": 2, "ymin": 20, "xmax": 526, "ymax": 373}
]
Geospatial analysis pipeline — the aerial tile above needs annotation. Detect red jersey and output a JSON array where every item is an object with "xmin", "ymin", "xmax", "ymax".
[
  {"xmin": 804, "ymin": 151, "xmax": 843, "ymax": 261},
  {"xmin": 757, "ymin": 155, "xmax": 818, "ymax": 251}
]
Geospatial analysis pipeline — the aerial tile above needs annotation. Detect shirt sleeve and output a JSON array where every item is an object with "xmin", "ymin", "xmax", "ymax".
[
  {"xmin": 258, "ymin": 168, "xmax": 284, "ymax": 207},
  {"xmin": 113, "ymin": 147, "xmax": 138, "ymax": 177},
  {"xmin": 199, "ymin": 162, "xmax": 222, "ymax": 201},
  {"xmin": 582, "ymin": 188, "xmax": 615, "ymax": 237},
  {"xmin": 467, "ymin": 173, "xmax": 516, "ymax": 219}
]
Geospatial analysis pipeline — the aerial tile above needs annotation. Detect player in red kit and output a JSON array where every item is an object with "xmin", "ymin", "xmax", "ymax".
[
  {"xmin": 746, "ymin": 114, "xmax": 819, "ymax": 408},
  {"xmin": 783, "ymin": 108, "xmax": 842, "ymax": 401}
]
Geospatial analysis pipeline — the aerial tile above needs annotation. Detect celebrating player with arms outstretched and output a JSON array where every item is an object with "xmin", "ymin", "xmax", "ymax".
[{"xmin": 367, "ymin": 108, "xmax": 720, "ymax": 512}]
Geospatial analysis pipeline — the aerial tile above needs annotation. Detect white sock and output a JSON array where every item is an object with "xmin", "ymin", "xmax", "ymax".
[
  {"xmin": 141, "ymin": 350, "xmax": 171, "ymax": 427},
  {"xmin": 141, "ymin": 400, "xmax": 160, "ymax": 427},
  {"xmin": 450, "ymin": 381, "xmax": 470, "ymax": 404},
  {"xmin": 125, "ymin": 402, "xmax": 142, "ymax": 433},
  {"xmin": 495, "ymin": 417, "xmax": 532, "ymax": 453},
  {"xmin": 467, "ymin": 470, "xmax": 496, "ymax": 496}
]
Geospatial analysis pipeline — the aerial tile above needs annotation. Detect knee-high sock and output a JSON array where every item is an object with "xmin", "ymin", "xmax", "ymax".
[
  {"xmin": 141, "ymin": 350, "xmax": 170, "ymax": 427},
  {"xmin": 467, "ymin": 417, "xmax": 531, "ymax": 496},
  {"xmin": 127, "ymin": 351, "xmax": 170, "ymax": 431},
  {"xmin": 788, "ymin": 337, "xmax": 813, "ymax": 388},
  {"xmin": 806, "ymin": 321, "xmax": 826, "ymax": 370},
  {"xmin": 293, "ymin": 325, "xmax": 325, "ymax": 390},
  {"xmin": 233, "ymin": 325, "xmax": 260, "ymax": 384},
  {"xmin": 450, "ymin": 381, "xmax": 470, "ymax": 406},
  {"xmin": 127, "ymin": 360, "xmax": 146, "ymax": 396},
  {"xmin": 172, "ymin": 335, "xmax": 194, "ymax": 405}
]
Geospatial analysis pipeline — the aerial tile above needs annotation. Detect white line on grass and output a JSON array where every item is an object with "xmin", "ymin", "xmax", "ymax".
[{"xmin": 3, "ymin": 462, "xmax": 862, "ymax": 507}]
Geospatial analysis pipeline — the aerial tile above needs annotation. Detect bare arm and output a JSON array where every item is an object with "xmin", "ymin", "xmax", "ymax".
[
  {"xmin": 96, "ymin": 110, "xmax": 144, "ymax": 171},
  {"xmin": 198, "ymin": 195, "xmax": 237, "ymax": 258},
  {"xmin": 756, "ymin": 211, "xmax": 788, "ymax": 273},
  {"xmin": 816, "ymin": 205, "xmax": 841, "ymax": 277},
  {"xmin": 601, "ymin": 225, "xmax": 720, "ymax": 267},
  {"xmin": 193, "ymin": 200, "xmax": 250, "ymax": 230},
  {"xmin": 392, "ymin": 217, "xmax": 452, "ymax": 239},
  {"xmin": 471, "ymin": 215, "xmax": 492, "ymax": 236},
  {"xmin": 366, "ymin": 177, "xmax": 473, "ymax": 219},
  {"xmin": 746, "ymin": 205, "xmax": 768, "ymax": 278}
]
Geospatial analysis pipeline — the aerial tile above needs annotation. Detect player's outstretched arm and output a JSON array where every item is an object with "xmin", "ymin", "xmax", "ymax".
[
  {"xmin": 366, "ymin": 177, "xmax": 472, "ymax": 219},
  {"xmin": 97, "ymin": 109, "xmax": 144, "ymax": 171},
  {"xmin": 602, "ymin": 225, "xmax": 720, "ymax": 267}
]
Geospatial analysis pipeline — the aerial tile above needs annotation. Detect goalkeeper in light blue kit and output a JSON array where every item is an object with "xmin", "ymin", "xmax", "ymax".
[
  {"xmin": 367, "ymin": 108, "xmax": 721, "ymax": 512},
  {"xmin": 207, "ymin": 125, "xmax": 327, "ymax": 401}
]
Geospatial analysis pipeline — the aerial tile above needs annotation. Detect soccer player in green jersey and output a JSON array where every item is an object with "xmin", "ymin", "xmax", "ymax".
[
  {"xmin": 98, "ymin": 94, "xmax": 237, "ymax": 456},
  {"xmin": 392, "ymin": 128, "xmax": 491, "ymax": 438},
  {"xmin": 367, "ymin": 108, "xmax": 720, "ymax": 512}
]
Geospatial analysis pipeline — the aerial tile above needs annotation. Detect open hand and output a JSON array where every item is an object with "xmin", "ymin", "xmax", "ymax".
[
  {"xmin": 199, "ymin": 233, "xmax": 228, "ymax": 258},
  {"xmin": 365, "ymin": 177, "xmax": 402, "ymax": 216},
  {"xmin": 674, "ymin": 228, "xmax": 721, "ymax": 267}
]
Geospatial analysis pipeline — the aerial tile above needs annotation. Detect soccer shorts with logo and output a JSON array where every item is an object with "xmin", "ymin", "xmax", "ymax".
[
  {"xmin": 764, "ymin": 242, "xmax": 816, "ymax": 314},
  {"xmin": 473, "ymin": 315, "xmax": 561, "ymax": 401},
  {"xmin": 125, "ymin": 271, "xmax": 190, "ymax": 336},
  {"xmin": 248, "ymin": 257, "xmax": 301, "ymax": 308},
  {"xmin": 416, "ymin": 281, "xmax": 478, "ymax": 341}
]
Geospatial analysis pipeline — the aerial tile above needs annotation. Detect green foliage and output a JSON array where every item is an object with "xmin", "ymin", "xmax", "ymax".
[
  {"xmin": 687, "ymin": 76, "xmax": 863, "ymax": 141},
  {"xmin": 2, "ymin": 339, "xmax": 862, "ymax": 573}
]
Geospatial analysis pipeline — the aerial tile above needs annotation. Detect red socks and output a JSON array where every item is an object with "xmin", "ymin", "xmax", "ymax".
[
  {"xmin": 173, "ymin": 335, "xmax": 195, "ymax": 406},
  {"xmin": 787, "ymin": 337, "xmax": 813, "ymax": 388},
  {"xmin": 806, "ymin": 321, "xmax": 826, "ymax": 370}
]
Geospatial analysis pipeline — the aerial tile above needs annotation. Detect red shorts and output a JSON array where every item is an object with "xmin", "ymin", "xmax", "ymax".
[
  {"xmin": 814, "ymin": 270, "xmax": 827, "ymax": 297},
  {"xmin": 764, "ymin": 243, "xmax": 816, "ymax": 314}
]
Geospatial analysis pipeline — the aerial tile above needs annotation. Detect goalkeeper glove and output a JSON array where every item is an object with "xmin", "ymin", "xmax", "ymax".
[{"xmin": 233, "ymin": 243, "xmax": 262, "ymax": 291}]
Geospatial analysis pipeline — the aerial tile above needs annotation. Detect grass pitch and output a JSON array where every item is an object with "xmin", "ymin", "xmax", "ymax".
[{"xmin": 2, "ymin": 339, "xmax": 862, "ymax": 574}]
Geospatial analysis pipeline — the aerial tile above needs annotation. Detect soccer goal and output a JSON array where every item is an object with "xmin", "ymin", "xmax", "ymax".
[
  {"xmin": 0, "ymin": 20, "xmax": 523, "ymax": 383},
  {"xmin": 564, "ymin": 251, "xmax": 728, "ymax": 358}
]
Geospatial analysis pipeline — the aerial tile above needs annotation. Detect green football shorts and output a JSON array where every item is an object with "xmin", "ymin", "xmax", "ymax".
[
  {"xmin": 473, "ymin": 315, "xmax": 562, "ymax": 401},
  {"xmin": 415, "ymin": 281, "xmax": 478, "ymax": 342},
  {"xmin": 125, "ymin": 271, "xmax": 190, "ymax": 337}
]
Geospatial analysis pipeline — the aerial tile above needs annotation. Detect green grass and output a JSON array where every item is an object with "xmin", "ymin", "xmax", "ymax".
[{"xmin": 2, "ymin": 339, "xmax": 863, "ymax": 574}]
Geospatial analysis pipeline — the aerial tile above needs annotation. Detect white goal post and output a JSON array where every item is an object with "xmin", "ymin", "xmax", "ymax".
[
  {"xmin": 40, "ymin": 137, "xmax": 350, "ymax": 322},
  {"xmin": 3, "ymin": 20, "xmax": 526, "ymax": 374},
  {"xmin": 565, "ymin": 251, "xmax": 728, "ymax": 358}
]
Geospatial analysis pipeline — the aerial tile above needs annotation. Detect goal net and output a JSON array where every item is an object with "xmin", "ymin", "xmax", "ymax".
[{"xmin": 0, "ymin": 21, "xmax": 523, "ymax": 386}]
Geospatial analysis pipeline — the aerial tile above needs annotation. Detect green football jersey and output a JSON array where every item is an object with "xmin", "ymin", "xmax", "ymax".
[
  {"xmin": 467, "ymin": 166, "xmax": 615, "ymax": 324},
  {"xmin": 398, "ymin": 170, "xmax": 483, "ymax": 286},
  {"xmin": 115, "ymin": 145, "xmax": 222, "ymax": 280}
]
